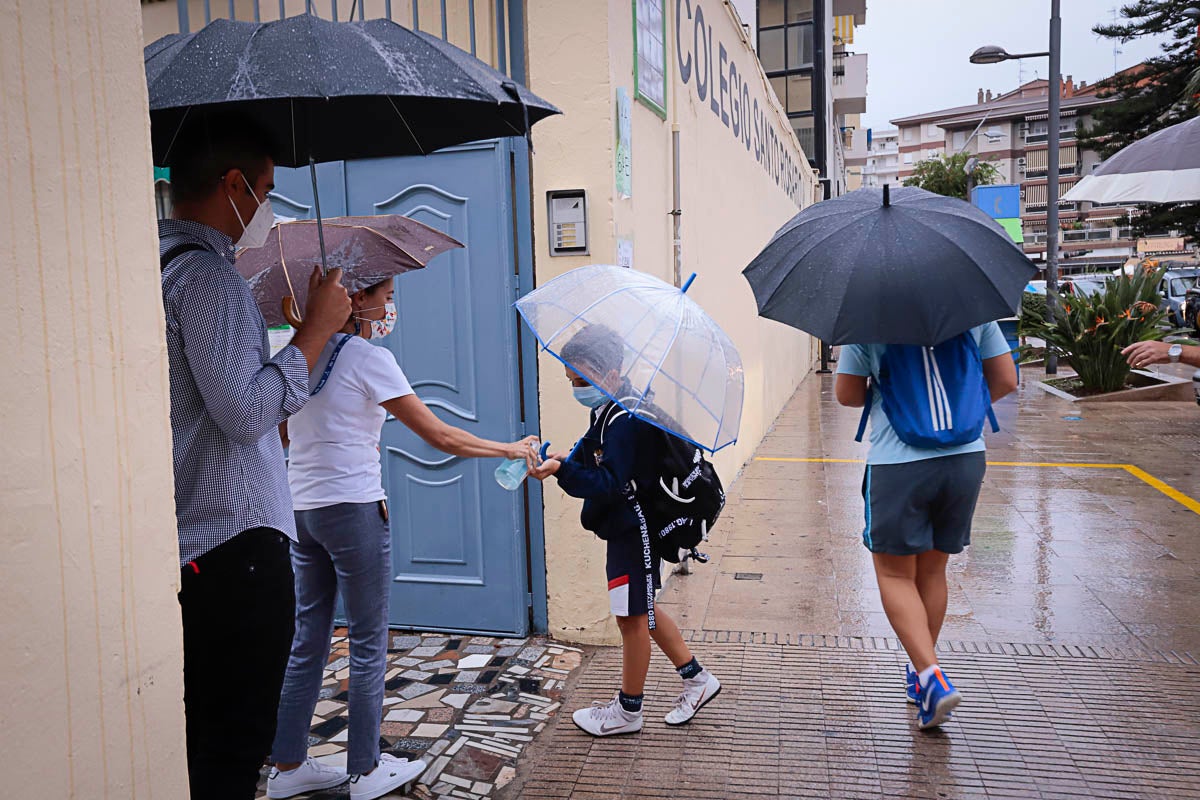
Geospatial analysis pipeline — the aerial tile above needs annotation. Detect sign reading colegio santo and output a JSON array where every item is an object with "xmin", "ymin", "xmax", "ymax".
[{"xmin": 675, "ymin": 0, "xmax": 807, "ymax": 206}]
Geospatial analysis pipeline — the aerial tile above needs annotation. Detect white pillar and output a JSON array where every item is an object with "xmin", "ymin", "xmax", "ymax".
[{"xmin": 0, "ymin": 2, "xmax": 188, "ymax": 797}]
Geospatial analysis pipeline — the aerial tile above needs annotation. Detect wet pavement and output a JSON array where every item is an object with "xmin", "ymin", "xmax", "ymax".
[{"xmin": 506, "ymin": 368, "xmax": 1200, "ymax": 799}]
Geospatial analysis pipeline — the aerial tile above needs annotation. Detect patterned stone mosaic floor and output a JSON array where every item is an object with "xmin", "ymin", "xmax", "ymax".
[{"xmin": 254, "ymin": 631, "xmax": 584, "ymax": 799}]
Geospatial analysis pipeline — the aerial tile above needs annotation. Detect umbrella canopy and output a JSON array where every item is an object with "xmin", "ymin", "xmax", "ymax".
[
  {"xmin": 144, "ymin": 14, "xmax": 560, "ymax": 166},
  {"xmin": 515, "ymin": 266, "xmax": 743, "ymax": 453},
  {"xmin": 743, "ymin": 185, "xmax": 1036, "ymax": 347},
  {"xmin": 1062, "ymin": 116, "xmax": 1200, "ymax": 204},
  {"xmin": 236, "ymin": 215, "xmax": 462, "ymax": 327}
]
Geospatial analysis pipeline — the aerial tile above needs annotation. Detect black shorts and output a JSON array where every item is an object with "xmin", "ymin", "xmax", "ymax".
[
  {"xmin": 861, "ymin": 451, "xmax": 987, "ymax": 556},
  {"xmin": 605, "ymin": 528, "xmax": 662, "ymax": 627}
]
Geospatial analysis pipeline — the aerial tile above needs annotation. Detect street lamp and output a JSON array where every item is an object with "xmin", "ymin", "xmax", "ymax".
[{"xmin": 971, "ymin": 0, "xmax": 1062, "ymax": 375}]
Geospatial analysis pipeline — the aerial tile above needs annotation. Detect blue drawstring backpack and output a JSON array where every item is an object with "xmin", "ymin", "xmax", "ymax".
[{"xmin": 855, "ymin": 331, "xmax": 999, "ymax": 449}]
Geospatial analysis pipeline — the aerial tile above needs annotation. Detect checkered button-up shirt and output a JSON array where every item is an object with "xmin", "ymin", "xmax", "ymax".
[{"xmin": 160, "ymin": 219, "xmax": 309, "ymax": 564}]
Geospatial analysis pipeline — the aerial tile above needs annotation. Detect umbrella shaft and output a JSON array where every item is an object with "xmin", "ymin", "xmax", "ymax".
[{"xmin": 309, "ymin": 158, "xmax": 329, "ymax": 276}]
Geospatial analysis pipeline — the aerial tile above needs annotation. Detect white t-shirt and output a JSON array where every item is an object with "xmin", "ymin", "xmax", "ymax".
[{"xmin": 288, "ymin": 335, "xmax": 414, "ymax": 511}]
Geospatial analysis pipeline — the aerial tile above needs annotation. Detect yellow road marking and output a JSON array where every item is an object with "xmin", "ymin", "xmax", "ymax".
[
  {"xmin": 1122, "ymin": 465, "xmax": 1200, "ymax": 516},
  {"xmin": 753, "ymin": 457, "xmax": 1200, "ymax": 517}
]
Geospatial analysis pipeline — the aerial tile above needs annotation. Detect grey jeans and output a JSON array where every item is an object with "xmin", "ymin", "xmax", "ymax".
[{"xmin": 271, "ymin": 501, "xmax": 391, "ymax": 775}]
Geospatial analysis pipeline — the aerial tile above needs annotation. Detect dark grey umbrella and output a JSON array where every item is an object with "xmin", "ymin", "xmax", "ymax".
[
  {"xmin": 743, "ymin": 185, "xmax": 1036, "ymax": 346},
  {"xmin": 1063, "ymin": 116, "xmax": 1200, "ymax": 204},
  {"xmin": 145, "ymin": 12, "xmax": 559, "ymax": 282},
  {"xmin": 145, "ymin": 14, "xmax": 559, "ymax": 166}
]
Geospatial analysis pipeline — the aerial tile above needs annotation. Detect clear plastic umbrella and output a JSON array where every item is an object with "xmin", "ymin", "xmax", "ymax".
[{"xmin": 515, "ymin": 265, "xmax": 743, "ymax": 453}]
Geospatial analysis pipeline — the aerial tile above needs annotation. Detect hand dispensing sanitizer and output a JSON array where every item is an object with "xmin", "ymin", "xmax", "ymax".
[{"xmin": 495, "ymin": 441, "xmax": 551, "ymax": 491}]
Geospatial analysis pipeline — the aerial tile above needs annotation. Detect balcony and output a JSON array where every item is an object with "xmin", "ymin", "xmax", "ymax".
[
  {"xmin": 833, "ymin": 0, "xmax": 867, "ymax": 21},
  {"xmin": 1027, "ymin": 227, "xmax": 1134, "ymax": 245},
  {"xmin": 833, "ymin": 53, "xmax": 867, "ymax": 115}
]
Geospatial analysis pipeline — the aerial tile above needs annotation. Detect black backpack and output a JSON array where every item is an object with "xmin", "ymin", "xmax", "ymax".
[{"xmin": 600, "ymin": 401, "xmax": 725, "ymax": 564}]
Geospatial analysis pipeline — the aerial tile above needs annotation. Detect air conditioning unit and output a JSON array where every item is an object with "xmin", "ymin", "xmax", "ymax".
[{"xmin": 1017, "ymin": 157, "xmax": 1027, "ymax": 167}]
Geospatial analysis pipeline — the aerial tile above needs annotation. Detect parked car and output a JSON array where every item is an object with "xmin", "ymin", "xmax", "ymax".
[{"xmin": 1159, "ymin": 268, "xmax": 1200, "ymax": 328}]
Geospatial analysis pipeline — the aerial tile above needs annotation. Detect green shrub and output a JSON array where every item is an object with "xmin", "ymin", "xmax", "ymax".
[
  {"xmin": 1025, "ymin": 268, "xmax": 1172, "ymax": 393},
  {"xmin": 1018, "ymin": 291, "xmax": 1047, "ymax": 339}
]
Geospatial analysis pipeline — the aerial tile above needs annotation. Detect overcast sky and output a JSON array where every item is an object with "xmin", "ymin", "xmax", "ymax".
[{"xmin": 857, "ymin": 1, "xmax": 1172, "ymax": 132}]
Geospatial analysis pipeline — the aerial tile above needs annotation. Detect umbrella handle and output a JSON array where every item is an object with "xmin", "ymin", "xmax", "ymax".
[{"xmin": 282, "ymin": 296, "xmax": 304, "ymax": 328}]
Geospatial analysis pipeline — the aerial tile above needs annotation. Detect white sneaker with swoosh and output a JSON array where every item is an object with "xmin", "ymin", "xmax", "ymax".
[
  {"xmin": 665, "ymin": 670, "xmax": 722, "ymax": 726},
  {"xmin": 572, "ymin": 695, "xmax": 644, "ymax": 737}
]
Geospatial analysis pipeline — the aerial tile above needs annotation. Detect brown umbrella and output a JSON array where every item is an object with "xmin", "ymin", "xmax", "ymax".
[{"xmin": 237, "ymin": 215, "xmax": 463, "ymax": 327}]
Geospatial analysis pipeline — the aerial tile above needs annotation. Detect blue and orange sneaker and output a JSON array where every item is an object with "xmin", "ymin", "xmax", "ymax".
[
  {"xmin": 917, "ymin": 666, "xmax": 961, "ymax": 730},
  {"xmin": 905, "ymin": 664, "xmax": 920, "ymax": 705}
]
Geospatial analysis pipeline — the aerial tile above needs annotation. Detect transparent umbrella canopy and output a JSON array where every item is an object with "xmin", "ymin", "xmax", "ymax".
[{"xmin": 515, "ymin": 265, "xmax": 744, "ymax": 453}]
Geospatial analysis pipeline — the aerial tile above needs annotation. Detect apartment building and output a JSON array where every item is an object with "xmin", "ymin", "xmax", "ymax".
[
  {"xmin": 891, "ymin": 74, "xmax": 1142, "ymax": 272},
  {"xmin": 861, "ymin": 127, "xmax": 898, "ymax": 188},
  {"xmin": 754, "ymin": 0, "xmax": 868, "ymax": 196}
]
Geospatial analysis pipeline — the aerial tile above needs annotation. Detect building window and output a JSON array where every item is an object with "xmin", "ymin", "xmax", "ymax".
[
  {"xmin": 904, "ymin": 153, "xmax": 914, "ymax": 164},
  {"xmin": 926, "ymin": 123, "xmax": 939, "ymax": 137},
  {"xmin": 903, "ymin": 127, "xmax": 915, "ymax": 142},
  {"xmin": 952, "ymin": 130, "xmax": 967, "ymax": 150},
  {"xmin": 634, "ymin": 0, "xmax": 667, "ymax": 116},
  {"xmin": 791, "ymin": 114, "xmax": 815, "ymax": 158}
]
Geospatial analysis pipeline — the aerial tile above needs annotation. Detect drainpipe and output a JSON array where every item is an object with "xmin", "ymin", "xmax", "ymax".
[{"xmin": 671, "ymin": 125, "xmax": 682, "ymax": 288}]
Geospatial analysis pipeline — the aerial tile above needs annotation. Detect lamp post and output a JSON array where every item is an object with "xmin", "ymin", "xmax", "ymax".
[{"xmin": 971, "ymin": 0, "xmax": 1062, "ymax": 374}]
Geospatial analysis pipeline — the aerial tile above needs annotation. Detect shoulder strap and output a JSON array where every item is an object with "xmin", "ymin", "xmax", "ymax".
[
  {"xmin": 854, "ymin": 378, "xmax": 873, "ymax": 443},
  {"xmin": 159, "ymin": 242, "xmax": 206, "ymax": 272},
  {"xmin": 310, "ymin": 334, "xmax": 354, "ymax": 396}
]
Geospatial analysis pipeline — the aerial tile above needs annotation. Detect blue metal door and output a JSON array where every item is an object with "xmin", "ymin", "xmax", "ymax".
[{"xmin": 272, "ymin": 141, "xmax": 533, "ymax": 635}]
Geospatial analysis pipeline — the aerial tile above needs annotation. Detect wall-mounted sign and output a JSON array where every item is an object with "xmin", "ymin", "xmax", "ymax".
[{"xmin": 616, "ymin": 88, "xmax": 633, "ymax": 198}]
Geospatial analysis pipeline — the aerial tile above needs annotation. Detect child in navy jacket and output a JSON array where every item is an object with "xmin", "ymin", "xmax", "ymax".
[{"xmin": 531, "ymin": 325, "xmax": 721, "ymax": 736}]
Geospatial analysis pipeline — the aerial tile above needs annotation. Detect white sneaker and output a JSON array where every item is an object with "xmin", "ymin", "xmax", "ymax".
[
  {"xmin": 571, "ymin": 695, "xmax": 644, "ymax": 737},
  {"xmin": 349, "ymin": 754, "xmax": 426, "ymax": 800},
  {"xmin": 665, "ymin": 670, "xmax": 721, "ymax": 726},
  {"xmin": 266, "ymin": 757, "xmax": 349, "ymax": 799}
]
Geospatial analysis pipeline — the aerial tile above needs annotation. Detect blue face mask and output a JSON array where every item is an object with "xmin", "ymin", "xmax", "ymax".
[{"xmin": 573, "ymin": 385, "xmax": 608, "ymax": 409}]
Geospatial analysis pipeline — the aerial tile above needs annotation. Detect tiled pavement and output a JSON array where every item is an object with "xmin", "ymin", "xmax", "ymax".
[
  {"xmin": 253, "ymin": 633, "xmax": 583, "ymax": 799},
  {"xmin": 505, "ymin": 368, "xmax": 1200, "ymax": 798}
]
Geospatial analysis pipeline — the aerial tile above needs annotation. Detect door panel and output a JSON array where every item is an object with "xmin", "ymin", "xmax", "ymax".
[
  {"xmin": 272, "ymin": 141, "xmax": 529, "ymax": 634},
  {"xmin": 346, "ymin": 141, "xmax": 528, "ymax": 634}
]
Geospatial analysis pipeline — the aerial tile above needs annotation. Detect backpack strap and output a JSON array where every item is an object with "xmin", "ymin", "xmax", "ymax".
[
  {"xmin": 159, "ymin": 242, "xmax": 206, "ymax": 271},
  {"xmin": 854, "ymin": 378, "xmax": 873, "ymax": 443},
  {"xmin": 986, "ymin": 402, "xmax": 1000, "ymax": 433}
]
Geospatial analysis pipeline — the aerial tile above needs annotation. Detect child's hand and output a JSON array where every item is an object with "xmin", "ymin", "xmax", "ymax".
[{"xmin": 528, "ymin": 459, "xmax": 561, "ymax": 481}]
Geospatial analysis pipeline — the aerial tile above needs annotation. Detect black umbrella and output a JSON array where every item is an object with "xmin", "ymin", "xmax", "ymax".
[
  {"xmin": 145, "ymin": 13, "xmax": 559, "ymax": 291},
  {"xmin": 145, "ymin": 14, "xmax": 559, "ymax": 165},
  {"xmin": 742, "ymin": 185, "xmax": 1036, "ymax": 347}
]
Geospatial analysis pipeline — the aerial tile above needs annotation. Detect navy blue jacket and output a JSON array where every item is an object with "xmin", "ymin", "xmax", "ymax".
[{"xmin": 555, "ymin": 402, "xmax": 660, "ymax": 542}]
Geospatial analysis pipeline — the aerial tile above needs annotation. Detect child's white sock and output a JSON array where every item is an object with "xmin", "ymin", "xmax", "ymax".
[{"xmin": 918, "ymin": 665, "xmax": 940, "ymax": 687}]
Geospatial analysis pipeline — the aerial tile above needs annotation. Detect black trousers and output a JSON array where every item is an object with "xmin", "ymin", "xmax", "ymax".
[{"xmin": 179, "ymin": 528, "xmax": 296, "ymax": 800}]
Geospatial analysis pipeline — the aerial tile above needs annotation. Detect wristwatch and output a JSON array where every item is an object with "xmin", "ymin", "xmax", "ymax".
[{"xmin": 1168, "ymin": 343, "xmax": 1183, "ymax": 363}]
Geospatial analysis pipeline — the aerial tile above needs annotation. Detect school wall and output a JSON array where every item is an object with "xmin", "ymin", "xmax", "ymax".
[
  {"xmin": 527, "ymin": 0, "xmax": 817, "ymax": 645},
  {"xmin": 0, "ymin": 2, "xmax": 189, "ymax": 797}
]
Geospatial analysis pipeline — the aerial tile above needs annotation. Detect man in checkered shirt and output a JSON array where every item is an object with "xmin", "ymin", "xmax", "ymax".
[{"xmin": 160, "ymin": 116, "xmax": 350, "ymax": 800}]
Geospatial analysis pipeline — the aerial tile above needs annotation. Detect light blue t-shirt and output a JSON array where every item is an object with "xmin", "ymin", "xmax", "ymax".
[{"xmin": 837, "ymin": 323, "xmax": 1010, "ymax": 465}]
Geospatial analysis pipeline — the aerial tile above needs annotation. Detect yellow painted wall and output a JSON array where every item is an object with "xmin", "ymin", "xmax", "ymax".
[
  {"xmin": 1, "ymin": 2, "xmax": 188, "ymax": 797},
  {"xmin": 527, "ymin": 0, "xmax": 816, "ymax": 644}
]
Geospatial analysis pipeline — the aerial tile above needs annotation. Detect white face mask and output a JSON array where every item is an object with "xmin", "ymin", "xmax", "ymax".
[{"xmin": 228, "ymin": 174, "xmax": 274, "ymax": 250}]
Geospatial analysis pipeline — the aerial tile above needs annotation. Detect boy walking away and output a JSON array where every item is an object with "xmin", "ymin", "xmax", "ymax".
[
  {"xmin": 835, "ymin": 323, "xmax": 1017, "ymax": 730},
  {"xmin": 530, "ymin": 325, "xmax": 721, "ymax": 736}
]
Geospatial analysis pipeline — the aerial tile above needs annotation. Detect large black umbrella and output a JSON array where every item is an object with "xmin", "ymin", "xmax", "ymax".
[
  {"xmin": 145, "ymin": 14, "xmax": 559, "ymax": 166},
  {"xmin": 145, "ymin": 13, "xmax": 559, "ymax": 299},
  {"xmin": 743, "ymin": 185, "xmax": 1036, "ymax": 346}
]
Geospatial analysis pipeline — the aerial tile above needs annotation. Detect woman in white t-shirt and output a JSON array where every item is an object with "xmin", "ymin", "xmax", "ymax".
[{"xmin": 268, "ymin": 278, "xmax": 536, "ymax": 800}]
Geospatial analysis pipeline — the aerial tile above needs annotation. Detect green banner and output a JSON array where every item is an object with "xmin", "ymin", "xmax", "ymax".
[{"xmin": 996, "ymin": 217, "xmax": 1023, "ymax": 244}]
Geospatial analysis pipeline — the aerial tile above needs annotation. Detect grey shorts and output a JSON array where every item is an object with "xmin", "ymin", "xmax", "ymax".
[{"xmin": 861, "ymin": 452, "xmax": 987, "ymax": 556}]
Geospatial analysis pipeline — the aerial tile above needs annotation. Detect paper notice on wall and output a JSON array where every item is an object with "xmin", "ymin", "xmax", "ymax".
[
  {"xmin": 268, "ymin": 326, "xmax": 295, "ymax": 358},
  {"xmin": 617, "ymin": 238, "xmax": 634, "ymax": 268},
  {"xmin": 616, "ymin": 87, "xmax": 633, "ymax": 198}
]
